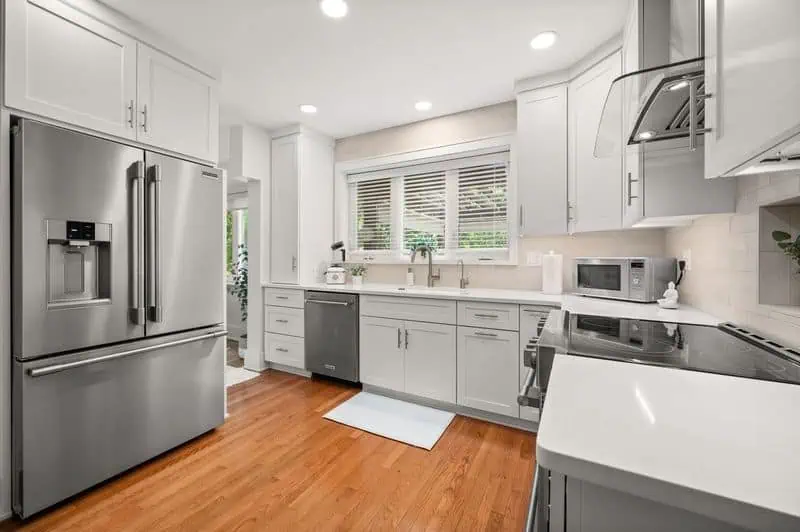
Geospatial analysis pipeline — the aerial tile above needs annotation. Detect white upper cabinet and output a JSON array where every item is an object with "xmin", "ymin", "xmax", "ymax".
[
  {"xmin": 5, "ymin": 0, "xmax": 138, "ymax": 140},
  {"xmin": 270, "ymin": 135, "xmax": 300, "ymax": 285},
  {"xmin": 568, "ymin": 51, "xmax": 623, "ymax": 233},
  {"xmin": 3, "ymin": 0, "xmax": 220, "ymax": 163},
  {"xmin": 269, "ymin": 129, "xmax": 334, "ymax": 285},
  {"xmin": 136, "ymin": 44, "xmax": 219, "ymax": 163},
  {"xmin": 517, "ymin": 84, "xmax": 569, "ymax": 236},
  {"xmin": 704, "ymin": 0, "xmax": 800, "ymax": 178}
]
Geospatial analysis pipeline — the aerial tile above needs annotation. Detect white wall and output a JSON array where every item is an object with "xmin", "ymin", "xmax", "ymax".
[
  {"xmin": 666, "ymin": 173, "xmax": 800, "ymax": 346},
  {"xmin": 335, "ymin": 101, "xmax": 668, "ymax": 289}
]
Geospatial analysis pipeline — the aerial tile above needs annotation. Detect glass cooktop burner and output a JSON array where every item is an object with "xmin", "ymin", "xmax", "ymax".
[{"xmin": 564, "ymin": 314, "xmax": 800, "ymax": 385}]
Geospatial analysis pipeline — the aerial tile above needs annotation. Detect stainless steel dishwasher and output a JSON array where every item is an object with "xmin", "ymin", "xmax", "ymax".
[{"xmin": 304, "ymin": 291, "xmax": 359, "ymax": 382}]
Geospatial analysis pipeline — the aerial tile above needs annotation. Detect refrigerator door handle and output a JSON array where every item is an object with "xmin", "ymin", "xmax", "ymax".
[
  {"xmin": 130, "ymin": 161, "xmax": 146, "ymax": 325},
  {"xmin": 148, "ymin": 164, "xmax": 163, "ymax": 322},
  {"xmin": 28, "ymin": 330, "xmax": 228, "ymax": 378}
]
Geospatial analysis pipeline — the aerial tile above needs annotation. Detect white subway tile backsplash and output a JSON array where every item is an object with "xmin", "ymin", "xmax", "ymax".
[{"xmin": 667, "ymin": 170, "xmax": 800, "ymax": 348}]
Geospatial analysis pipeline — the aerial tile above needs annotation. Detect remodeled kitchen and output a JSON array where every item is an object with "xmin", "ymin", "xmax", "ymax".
[{"xmin": 0, "ymin": 0, "xmax": 798, "ymax": 531}]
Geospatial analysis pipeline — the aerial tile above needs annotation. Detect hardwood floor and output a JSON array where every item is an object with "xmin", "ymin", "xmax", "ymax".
[{"xmin": 1, "ymin": 371, "xmax": 536, "ymax": 531}]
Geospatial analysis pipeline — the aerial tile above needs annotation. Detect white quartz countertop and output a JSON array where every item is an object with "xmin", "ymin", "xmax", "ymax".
[
  {"xmin": 537, "ymin": 355, "xmax": 800, "ymax": 531},
  {"xmin": 264, "ymin": 282, "xmax": 721, "ymax": 325}
]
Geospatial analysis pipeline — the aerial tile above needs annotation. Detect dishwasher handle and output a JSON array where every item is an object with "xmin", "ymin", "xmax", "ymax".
[{"xmin": 305, "ymin": 299, "xmax": 350, "ymax": 307}]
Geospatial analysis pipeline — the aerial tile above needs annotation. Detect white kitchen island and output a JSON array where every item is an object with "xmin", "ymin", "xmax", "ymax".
[{"xmin": 536, "ymin": 355, "xmax": 800, "ymax": 532}]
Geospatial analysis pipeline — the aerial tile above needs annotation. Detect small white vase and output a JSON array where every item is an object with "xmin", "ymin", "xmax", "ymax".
[{"xmin": 352, "ymin": 276, "xmax": 363, "ymax": 286}]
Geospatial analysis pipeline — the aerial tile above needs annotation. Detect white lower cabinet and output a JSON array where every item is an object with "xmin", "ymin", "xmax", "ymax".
[
  {"xmin": 360, "ymin": 316, "xmax": 405, "ymax": 392},
  {"xmin": 360, "ymin": 316, "xmax": 457, "ymax": 402},
  {"xmin": 457, "ymin": 327, "xmax": 519, "ymax": 418},
  {"xmin": 404, "ymin": 321, "xmax": 457, "ymax": 404},
  {"xmin": 265, "ymin": 333, "xmax": 304, "ymax": 369}
]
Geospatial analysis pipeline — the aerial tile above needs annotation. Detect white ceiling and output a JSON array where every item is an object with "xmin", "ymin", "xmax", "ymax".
[{"xmin": 101, "ymin": 0, "xmax": 628, "ymax": 139}]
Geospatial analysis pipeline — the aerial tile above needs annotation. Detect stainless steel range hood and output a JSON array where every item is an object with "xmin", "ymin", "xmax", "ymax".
[{"xmin": 595, "ymin": 0, "xmax": 707, "ymax": 158}]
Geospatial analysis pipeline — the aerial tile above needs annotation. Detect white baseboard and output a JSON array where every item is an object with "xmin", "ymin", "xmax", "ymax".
[
  {"xmin": 362, "ymin": 384, "xmax": 538, "ymax": 433},
  {"xmin": 267, "ymin": 362, "xmax": 312, "ymax": 378}
]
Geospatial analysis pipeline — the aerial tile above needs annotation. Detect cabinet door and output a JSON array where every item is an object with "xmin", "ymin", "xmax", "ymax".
[
  {"xmin": 404, "ymin": 322, "xmax": 456, "ymax": 403},
  {"xmin": 621, "ymin": 1, "xmax": 644, "ymax": 227},
  {"xmin": 5, "ymin": 0, "xmax": 137, "ymax": 140},
  {"xmin": 457, "ymin": 327, "xmax": 519, "ymax": 417},
  {"xmin": 705, "ymin": 1, "xmax": 800, "ymax": 178},
  {"xmin": 137, "ymin": 43, "xmax": 219, "ymax": 162},
  {"xmin": 568, "ymin": 52, "xmax": 623, "ymax": 233},
  {"xmin": 517, "ymin": 85, "xmax": 569, "ymax": 236},
  {"xmin": 359, "ymin": 316, "xmax": 404, "ymax": 392},
  {"xmin": 269, "ymin": 136, "xmax": 300, "ymax": 284}
]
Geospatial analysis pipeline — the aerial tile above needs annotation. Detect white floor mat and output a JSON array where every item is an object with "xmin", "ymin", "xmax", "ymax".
[
  {"xmin": 323, "ymin": 392, "xmax": 455, "ymax": 450},
  {"xmin": 225, "ymin": 366, "xmax": 259, "ymax": 388}
]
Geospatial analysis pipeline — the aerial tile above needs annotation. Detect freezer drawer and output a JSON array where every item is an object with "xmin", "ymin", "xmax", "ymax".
[{"xmin": 12, "ymin": 328, "xmax": 226, "ymax": 518}]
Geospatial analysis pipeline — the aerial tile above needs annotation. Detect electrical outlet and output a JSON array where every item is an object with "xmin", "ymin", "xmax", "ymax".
[
  {"xmin": 681, "ymin": 249, "xmax": 692, "ymax": 271},
  {"xmin": 526, "ymin": 251, "xmax": 543, "ymax": 267}
]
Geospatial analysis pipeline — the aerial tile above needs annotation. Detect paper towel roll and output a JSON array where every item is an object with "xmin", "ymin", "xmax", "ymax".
[{"xmin": 542, "ymin": 251, "xmax": 563, "ymax": 295}]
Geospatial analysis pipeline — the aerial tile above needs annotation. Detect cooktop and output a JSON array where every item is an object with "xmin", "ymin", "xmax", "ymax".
[{"xmin": 563, "ymin": 313, "xmax": 800, "ymax": 385}]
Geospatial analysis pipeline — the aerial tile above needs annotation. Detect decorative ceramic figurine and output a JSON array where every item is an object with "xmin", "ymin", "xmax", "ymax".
[{"xmin": 658, "ymin": 282, "xmax": 680, "ymax": 309}]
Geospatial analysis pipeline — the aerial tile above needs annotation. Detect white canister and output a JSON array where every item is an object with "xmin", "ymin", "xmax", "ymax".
[{"xmin": 541, "ymin": 251, "xmax": 563, "ymax": 295}]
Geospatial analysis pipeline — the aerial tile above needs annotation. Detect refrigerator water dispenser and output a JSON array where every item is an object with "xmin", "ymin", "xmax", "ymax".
[{"xmin": 46, "ymin": 220, "xmax": 111, "ymax": 307}]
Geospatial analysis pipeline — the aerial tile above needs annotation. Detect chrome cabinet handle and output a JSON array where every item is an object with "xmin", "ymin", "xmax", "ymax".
[
  {"xmin": 474, "ymin": 331, "xmax": 498, "ymax": 338},
  {"xmin": 275, "ymin": 347, "xmax": 289, "ymax": 353},
  {"xmin": 275, "ymin": 296, "xmax": 289, "ymax": 300},
  {"xmin": 141, "ymin": 104, "xmax": 148, "ymax": 132},
  {"xmin": 28, "ymin": 330, "xmax": 227, "ymax": 377},
  {"xmin": 127, "ymin": 100, "xmax": 135, "ymax": 129},
  {"xmin": 474, "ymin": 313, "xmax": 499, "ymax": 319},
  {"xmin": 627, "ymin": 171, "xmax": 640, "ymax": 207},
  {"xmin": 405, "ymin": 329, "xmax": 409, "ymax": 349},
  {"xmin": 148, "ymin": 164, "xmax": 163, "ymax": 322},
  {"xmin": 129, "ymin": 161, "xmax": 146, "ymax": 325},
  {"xmin": 291, "ymin": 256, "xmax": 297, "ymax": 272},
  {"xmin": 275, "ymin": 319, "xmax": 288, "ymax": 324},
  {"xmin": 519, "ymin": 204, "xmax": 524, "ymax": 230},
  {"xmin": 397, "ymin": 328, "xmax": 402, "ymax": 349}
]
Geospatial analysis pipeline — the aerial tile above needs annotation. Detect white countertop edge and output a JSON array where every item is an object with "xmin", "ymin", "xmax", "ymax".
[
  {"xmin": 263, "ymin": 283, "xmax": 722, "ymax": 325},
  {"xmin": 536, "ymin": 439, "xmax": 798, "ymax": 532}
]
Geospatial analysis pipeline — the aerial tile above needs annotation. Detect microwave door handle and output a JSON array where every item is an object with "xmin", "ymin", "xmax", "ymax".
[
  {"xmin": 130, "ymin": 161, "xmax": 146, "ymax": 325},
  {"xmin": 148, "ymin": 164, "xmax": 163, "ymax": 322}
]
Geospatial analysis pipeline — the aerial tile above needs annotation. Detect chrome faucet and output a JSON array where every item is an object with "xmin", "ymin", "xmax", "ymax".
[
  {"xmin": 457, "ymin": 259, "xmax": 469, "ymax": 289},
  {"xmin": 410, "ymin": 245, "xmax": 441, "ymax": 287}
]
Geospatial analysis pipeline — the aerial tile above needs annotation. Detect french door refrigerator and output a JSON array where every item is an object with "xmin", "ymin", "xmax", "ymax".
[{"xmin": 11, "ymin": 118, "xmax": 226, "ymax": 518}]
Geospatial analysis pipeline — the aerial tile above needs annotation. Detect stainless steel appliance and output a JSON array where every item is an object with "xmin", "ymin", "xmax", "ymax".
[
  {"xmin": 304, "ymin": 291, "xmax": 359, "ymax": 382},
  {"xmin": 573, "ymin": 257, "xmax": 676, "ymax": 302},
  {"xmin": 522, "ymin": 309, "xmax": 800, "ymax": 530},
  {"xmin": 11, "ymin": 119, "xmax": 225, "ymax": 518}
]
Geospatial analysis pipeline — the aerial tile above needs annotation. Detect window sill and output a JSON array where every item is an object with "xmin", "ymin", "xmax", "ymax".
[{"xmin": 348, "ymin": 256, "xmax": 518, "ymax": 267}]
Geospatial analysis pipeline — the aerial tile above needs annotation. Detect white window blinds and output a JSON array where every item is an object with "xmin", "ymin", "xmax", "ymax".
[
  {"xmin": 454, "ymin": 160, "xmax": 509, "ymax": 250},
  {"xmin": 402, "ymin": 169, "xmax": 446, "ymax": 252},
  {"xmin": 347, "ymin": 149, "xmax": 510, "ymax": 259},
  {"xmin": 351, "ymin": 177, "xmax": 392, "ymax": 251}
]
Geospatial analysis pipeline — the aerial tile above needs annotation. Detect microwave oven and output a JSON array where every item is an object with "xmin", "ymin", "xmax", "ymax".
[{"xmin": 573, "ymin": 257, "xmax": 677, "ymax": 303}]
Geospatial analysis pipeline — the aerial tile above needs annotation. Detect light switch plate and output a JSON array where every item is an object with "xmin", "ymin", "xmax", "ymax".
[
  {"xmin": 526, "ymin": 251, "xmax": 543, "ymax": 267},
  {"xmin": 681, "ymin": 249, "xmax": 692, "ymax": 271}
]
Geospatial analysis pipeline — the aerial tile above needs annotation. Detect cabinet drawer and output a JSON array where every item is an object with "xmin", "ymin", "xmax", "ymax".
[
  {"xmin": 360, "ymin": 295, "xmax": 456, "ymax": 325},
  {"xmin": 458, "ymin": 301, "xmax": 519, "ymax": 331},
  {"xmin": 265, "ymin": 288, "xmax": 305, "ymax": 309},
  {"xmin": 265, "ymin": 306, "xmax": 304, "ymax": 337},
  {"xmin": 265, "ymin": 333, "xmax": 304, "ymax": 369}
]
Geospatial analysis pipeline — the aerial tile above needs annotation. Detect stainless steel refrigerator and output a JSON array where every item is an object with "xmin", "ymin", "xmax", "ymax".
[{"xmin": 11, "ymin": 119, "xmax": 226, "ymax": 518}]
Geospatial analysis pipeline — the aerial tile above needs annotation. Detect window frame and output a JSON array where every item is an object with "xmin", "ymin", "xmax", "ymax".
[{"xmin": 336, "ymin": 135, "xmax": 517, "ymax": 265}]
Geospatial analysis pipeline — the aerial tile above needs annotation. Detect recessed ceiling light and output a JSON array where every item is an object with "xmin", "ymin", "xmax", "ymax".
[
  {"xmin": 320, "ymin": 0, "xmax": 348, "ymax": 19},
  {"xmin": 530, "ymin": 31, "xmax": 558, "ymax": 50},
  {"xmin": 299, "ymin": 104, "xmax": 317, "ymax": 114},
  {"xmin": 638, "ymin": 130, "xmax": 656, "ymax": 140},
  {"xmin": 667, "ymin": 80, "xmax": 690, "ymax": 91},
  {"xmin": 415, "ymin": 101, "xmax": 432, "ymax": 111}
]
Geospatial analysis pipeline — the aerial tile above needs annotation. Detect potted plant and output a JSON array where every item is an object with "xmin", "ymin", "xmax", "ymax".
[
  {"xmin": 229, "ymin": 244, "xmax": 248, "ymax": 357},
  {"xmin": 350, "ymin": 264, "xmax": 367, "ymax": 286},
  {"xmin": 772, "ymin": 231, "xmax": 800, "ymax": 274}
]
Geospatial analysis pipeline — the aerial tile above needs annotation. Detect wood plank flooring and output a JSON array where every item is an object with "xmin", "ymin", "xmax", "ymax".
[{"xmin": 1, "ymin": 371, "xmax": 536, "ymax": 531}]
